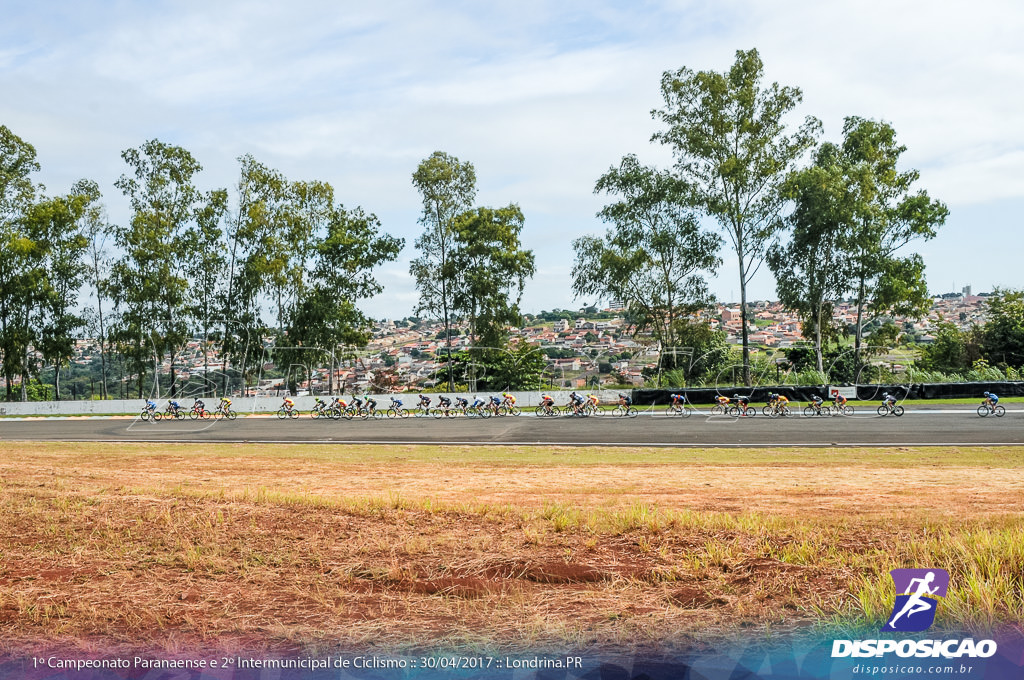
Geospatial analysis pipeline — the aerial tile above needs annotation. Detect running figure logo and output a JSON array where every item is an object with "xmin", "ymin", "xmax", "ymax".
[{"xmin": 882, "ymin": 568, "xmax": 950, "ymax": 632}]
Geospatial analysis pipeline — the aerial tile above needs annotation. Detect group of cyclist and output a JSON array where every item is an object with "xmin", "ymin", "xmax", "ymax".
[
  {"xmin": 142, "ymin": 396, "xmax": 234, "ymax": 420},
  {"xmin": 142, "ymin": 389, "xmax": 1005, "ymax": 420}
]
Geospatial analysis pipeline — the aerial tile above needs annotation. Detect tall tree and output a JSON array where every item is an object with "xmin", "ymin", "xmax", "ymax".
[
  {"xmin": 283, "ymin": 203, "xmax": 403, "ymax": 393},
  {"xmin": 451, "ymin": 204, "xmax": 535, "ymax": 349},
  {"xmin": 110, "ymin": 140, "xmax": 205, "ymax": 398},
  {"xmin": 185, "ymin": 189, "xmax": 228, "ymax": 396},
  {"xmin": 26, "ymin": 190, "xmax": 91, "ymax": 399},
  {"xmin": 78, "ymin": 180, "xmax": 113, "ymax": 399},
  {"xmin": 839, "ymin": 117, "xmax": 947, "ymax": 372},
  {"xmin": 652, "ymin": 48, "xmax": 820, "ymax": 384},
  {"xmin": 409, "ymin": 151, "xmax": 477, "ymax": 390},
  {"xmin": 573, "ymin": 155, "xmax": 721, "ymax": 383},
  {"xmin": 768, "ymin": 143, "xmax": 853, "ymax": 373},
  {"xmin": 0, "ymin": 126, "xmax": 42, "ymax": 400},
  {"xmin": 221, "ymin": 155, "xmax": 291, "ymax": 396}
]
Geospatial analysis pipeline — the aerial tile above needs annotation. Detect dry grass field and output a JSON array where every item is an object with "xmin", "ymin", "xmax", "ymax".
[{"xmin": 1, "ymin": 442, "xmax": 1022, "ymax": 657}]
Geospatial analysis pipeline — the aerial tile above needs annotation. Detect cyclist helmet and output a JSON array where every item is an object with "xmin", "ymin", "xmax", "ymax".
[{"xmin": 984, "ymin": 391, "xmax": 991, "ymax": 397}]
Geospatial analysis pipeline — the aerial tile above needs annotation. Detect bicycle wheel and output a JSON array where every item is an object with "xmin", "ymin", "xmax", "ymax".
[
  {"xmin": 710, "ymin": 404, "xmax": 725, "ymax": 416},
  {"xmin": 534, "ymin": 406, "xmax": 547, "ymax": 417},
  {"xmin": 841, "ymin": 405, "xmax": 854, "ymax": 416},
  {"xmin": 877, "ymin": 405, "xmax": 890, "ymax": 416},
  {"xmin": 994, "ymin": 405, "xmax": 1006, "ymax": 417},
  {"xmin": 977, "ymin": 404, "xmax": 990, "ymax": 417},
  {"xmin": 627, "ymin": 407, "xmax": 638, "ymax": 418},
  {"xmin": 190, "ymin": 410, "xmax": 200, "ymax": 420},
  {"xmin": 433, "ymin": 408, "xmax": 443, "ymax": 419},
  {"xmin": 804, "ymin": 405, "xmax": 816, "ymax": 417},
  {"xmin": 728, "ymin": 406, "xmax": 740, "ymax": 417},
  {"xmin": 227, "ymin": 409, "xmax": 237, "ymax": 421},
  {"xmin": 140, "ymin": 410, "xmax": 150, "ymax": 421},
  {"xmin": 761, "ymin": 405, "xmax": 773, "ymax": 416},
  {"xmin": 153, "ymin": 411, "xmax": 162, "ymax": 421},
  {"xmin": 289, "ymin": 409, "xmax": 299, "ymax": 419},
  {"xmin": 372, "ymin": 409, "xmax": 384, "ymax": 419},
  {"xmin": 509, "ymin": 406, "xmax": 521, "ymax": 416},
  {"xmin": 277, "ymin": 408, "xmax": 288, "ymax": 419},
  {"xmin": 175, "ymin": 410, "xmax": 185, "ymax": 420},
  {"xmin": 310, "ymin": 408, "xmax": 321, "ymax": 419},
  {"xmin": 893, "ymin": 405, "xmax": 905, "ymax": 417}
]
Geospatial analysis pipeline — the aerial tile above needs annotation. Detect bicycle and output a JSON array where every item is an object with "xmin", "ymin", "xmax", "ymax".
[
  {"xmin": 309, "ymin": 400, "xmax": 331, "ymax": 419},
  {"xmin": 831, "ymin": 401, "xmax": 855, "ymax": 416},
  {"xmin": 728, "ymin": 401, "xmax": 757, "ymax": 417},
  {"xmin": 468, "ymin": 403, "xmax": 493, "ymax": 418},
  {"xmin": 277, "ymin": 406, "xmax": 300, "ymax": 420},
  {"xmin": 762, "ymin": 402, "xmax": 792, "ymax": 418},
  {"xmin": 709, "ymin": 399, "xmax": 730, "ymax": 416},
  {"xmin": 610, "ymin": 403, "xmax": 638, "ymax": 418},
  {"xmin": 155, "ymin": 405, "xmax": 185, "ymax": 421},
  {"xmin": 803, "ymin": 402, "xmax": 831, "ymax": 417},
  {"xmin": 876, "ymin": 402, "xmax": 905, "ymax": 417},
  {"xmin": 667, "ymin": 401, "xmax": 693, "ymax": 417},
  {"xmin": 189, "ymin": 402, "xmax": 211, "ymax": 420},
  {"xmin": 977, "ymin": 402, "xmax": 1006, "ymax": 417},
  {"xmin": 498, "ymin": 404, "xmax": 521, "ymax": 417},
  {"xmin": 140, "ymin": 404, "xmax": 157, "ymax": 421},
  {"xmin": 386, "ymin": 402, "xmax": 410, "ymax": 418},
  {"xmin": 214, "ymin": 403, "xmax": 237, "ymax": 420},
  {"xmin": 534, "ymin": 403, "xmax": 560, "ymax": 417}
]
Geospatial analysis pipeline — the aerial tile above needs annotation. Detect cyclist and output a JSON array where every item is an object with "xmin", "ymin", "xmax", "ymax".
[
  {"xmin": 881, "ymin": 392, "xmax": 898, "ymax": 410},
  {"xmin": 586, "ymin": 393, "xmax": 599, "ymax": 407},
  {"xmin": 281, "ymin": 396, "xmax": 295, "ymax": 414},
  {"xmin": 311, "ymin": 396, "xmax": 327, "ymax": 414},
  {"xmin": 437, "ymin": 395, "xmax": 452, "ymax": 413},
  {"xmin": 809, "ymin": 394, "xmax": 825, "ymax": 415},
  {"xmin": 471, "ymin": 395, "xmax": 487, "ymax": 411},
  {"xmin": 192, "ymin": 397, "xmax": 206, "ymax": 414},
  {"xmin": 771, "ymin": 392, "xmax": 790, "ymax": 415},
  {"xmin": 832, "ymin": 391, "xmax": 848, "ymax": 409},
  {"xmin": 417, "ymin": 394, "xmax": 432, "ymax": 412},
  {"xmin": 501, "ymin": 391, "xmax": 516, "ymax": 407},
  {"xmin": 364, "ymin": 394, "xmax": 378, "ymax": 415},
  {"xmin": 617, "ymin": 393, "xmax": 632, "ymax": 407},
  {"xmin": 351, "ymin": 394, "xmax": 364, "ymax": 412},
  {"xmin": 733, "ymin": 393, "xmax": 751, "ymax": 415},
  {"xmin": 715, "ymin": 394, "xmax": 730, "ymax": 410},
  {"xmin": 540, "ymin": 393, "xmax": 555, "ymax": 415},
  {"xmin": 144, "ymin": 399, "xmax": 157, "ymax": 416},
  {"xmin": 568, "ymin": 391, "xmax": 585, "ymax": 415},
  {"xmin": 390, "ymin": 396, "xmax": 404, "ymax": 411},
  {"xmin": 670, "ymin": 393, "xmax": 685, "ymax": 406},
  {"xmin": 168, "ymin": 399, "xmax": 182, "ymax": 415},
  {"xmin": 218, "ymin": 396, "xmax": 232, "ymax": 415},
  {"xmin": 455, "ymin": 396, "xmax": 469, "ymax": 412},
  {"xmin": 983, "ymin": 391, "xmax": 999, "ymax": 409},
  {"xmin": 489, "ymin": 394, "xmax": 502, "ymax": 415}
]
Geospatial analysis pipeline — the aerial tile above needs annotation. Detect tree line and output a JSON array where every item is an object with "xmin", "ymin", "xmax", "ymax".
[
  {"xmin": 0, "ymin": 131, "xmax": 540, "ymax": 400},
  {"xmin": 4, "ymin": 47, "xmax": 1017, "ymax": 400},
  {"xmin": 574, "ymin": 48, "xmax": 950, "ymax": 385}
]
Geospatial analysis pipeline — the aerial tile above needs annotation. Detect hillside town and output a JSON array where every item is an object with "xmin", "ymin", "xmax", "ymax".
[{"xmin": 36, "ymin": 290, "xmax": 990, "ymax": 398}]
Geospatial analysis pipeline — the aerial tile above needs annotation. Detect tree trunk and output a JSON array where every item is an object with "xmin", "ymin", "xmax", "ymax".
[{"xmin": 854, "ymin": 275, "xmax": 866, "ymax": 380}]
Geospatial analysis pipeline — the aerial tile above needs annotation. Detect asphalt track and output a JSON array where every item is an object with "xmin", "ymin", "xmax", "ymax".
[{"xmin": 1, "ymin": 408, "xmax": 1022, "ymax": 446}]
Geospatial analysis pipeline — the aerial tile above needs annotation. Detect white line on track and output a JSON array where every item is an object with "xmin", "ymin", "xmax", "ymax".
[{"xmin": 7, "ymin": 438, "xmax": 1019, "ymax": 448}]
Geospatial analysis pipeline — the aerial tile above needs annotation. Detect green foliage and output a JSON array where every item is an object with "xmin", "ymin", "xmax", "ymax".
[
  {"xmin": 409, "ymin": 151, "xmax": 477, "ymax": 389},
  {"xmin": 575, "ymin": 155, "xmax": 720, "ymax": 373},
  {"xmin": 980, "ymin": 289, "xmax": 1024, "ymax": 368},
  {"xmin": 451, "ymin": 204, "xmax": 535, "ymax": 348},
  {"xmin": 652, "ymin": 48, "xmax": 821, "ymax": 383}
]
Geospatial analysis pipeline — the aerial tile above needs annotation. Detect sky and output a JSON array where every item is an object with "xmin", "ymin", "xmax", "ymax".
[{"xmin": 2, "ymin": 0, "xmax": 1023, "ymax": 320}]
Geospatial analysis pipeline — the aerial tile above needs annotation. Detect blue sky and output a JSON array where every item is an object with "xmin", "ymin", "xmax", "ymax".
[{"xmin": 2, "ymin": 0, "xmax": 1022, "ymax": 319}]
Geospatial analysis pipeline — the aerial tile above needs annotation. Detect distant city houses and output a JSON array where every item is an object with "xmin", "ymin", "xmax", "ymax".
[{"xmin": 3, "ymin": 291, "xmax": 992, "ymax": 397}]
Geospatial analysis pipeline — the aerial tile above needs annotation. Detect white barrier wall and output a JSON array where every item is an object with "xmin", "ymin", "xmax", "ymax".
[{"xmin": 0, "ymin": 390, "xmax": 631, "ymax": 416}]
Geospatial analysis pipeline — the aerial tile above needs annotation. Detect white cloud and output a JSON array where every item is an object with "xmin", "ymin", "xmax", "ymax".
[{"xmin": 1, "ymin": 0, "xmax": 1022, "ymax": 316}]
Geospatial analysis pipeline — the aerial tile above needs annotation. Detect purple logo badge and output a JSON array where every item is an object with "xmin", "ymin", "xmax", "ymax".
[{"xmin": 882, "ymin": 568, "xmax": 950, "ymax": 632}]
